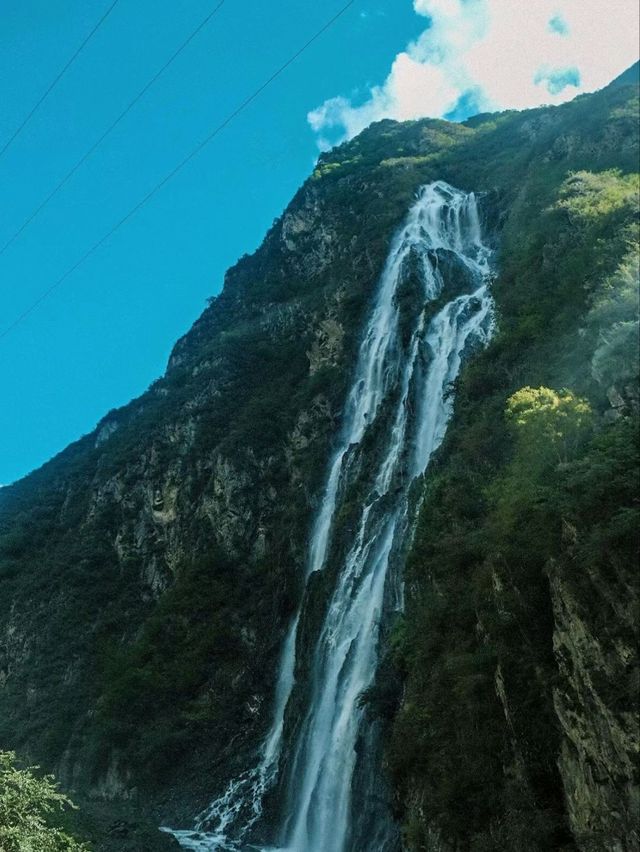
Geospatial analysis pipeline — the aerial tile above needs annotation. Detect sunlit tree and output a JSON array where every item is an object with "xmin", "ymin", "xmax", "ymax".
[{"xmin": 0, "ymin": 752, "xmax": 90, "ymax": 852}]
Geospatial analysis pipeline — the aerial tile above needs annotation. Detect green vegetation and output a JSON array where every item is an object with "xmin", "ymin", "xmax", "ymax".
[
  {"xmin": 0, "ymin": 63, "xmax": 637, "ymax": 849},
  {"xmin": 384, "ymin": 79, "xmax": 639, "ymax": 850},
  {"xmin": 389, "ymin": 395, "xmax": 638, "ymax": 848},
  {"xmin": 96, "ymin": 548, "xmax": 290, "ymax": 782},
  {"xmin": 0, "ymin": 752, "xmax": 90, "ymax": 851}
]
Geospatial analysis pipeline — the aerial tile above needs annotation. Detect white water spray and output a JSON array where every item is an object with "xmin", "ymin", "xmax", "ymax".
[{"xmin": 166, "ymin": 181, "xmax": 494, "ymax": 851}]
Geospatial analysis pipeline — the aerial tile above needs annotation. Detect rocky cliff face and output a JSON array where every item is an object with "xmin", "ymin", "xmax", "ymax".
[
  {"xmin": 0, "ymin": 115, "xmax": 471, "ymax": 841},
  {"xmin": 550, "ymin": 562, "xmax": 638, "ymax": 850},
  {"xmin": 385, "ymin": 70, "xmax": 639, "ymax": 852},
  {"xmin": 0, "ymin": 67, "xmax": 638, "ymax": 851}
]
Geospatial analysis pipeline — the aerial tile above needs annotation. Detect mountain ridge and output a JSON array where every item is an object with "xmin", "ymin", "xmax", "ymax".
[{"xmin": 0, "ymin": 66, "xmax": 638, "ymax": 851}]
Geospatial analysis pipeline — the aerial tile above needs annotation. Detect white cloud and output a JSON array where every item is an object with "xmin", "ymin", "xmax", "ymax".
[{"xmin": 309, "ymin": 0, "xmax": 640, "ymax": 145}]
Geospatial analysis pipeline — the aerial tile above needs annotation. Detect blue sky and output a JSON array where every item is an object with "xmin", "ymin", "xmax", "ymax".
[
  {"xmin": 0, "ymin": 1, "xmax": 421, "ymax": 484},
  {"xmin": 1, "ymin": 0, "xmax": 638, "ymax": 484}
]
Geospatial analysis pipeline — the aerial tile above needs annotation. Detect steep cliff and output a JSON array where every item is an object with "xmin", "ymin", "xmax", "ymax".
[
  {"xmin": 0, "ymin": 65, "xmax": 638, "ymax": 851},
  {"xmin": 385, "ymin": 71, "xmax": 639, "ymax": 852}
]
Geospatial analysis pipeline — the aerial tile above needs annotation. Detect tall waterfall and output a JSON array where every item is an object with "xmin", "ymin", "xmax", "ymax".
[{"xmin": 164, "ymin": 181, "xmax": 494, "ymax": 851}]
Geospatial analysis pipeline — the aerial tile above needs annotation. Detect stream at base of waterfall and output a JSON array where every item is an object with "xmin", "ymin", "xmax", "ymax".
[{"xmin": 163, "ymin": 181, "xmax": 495, "ymax": 852}]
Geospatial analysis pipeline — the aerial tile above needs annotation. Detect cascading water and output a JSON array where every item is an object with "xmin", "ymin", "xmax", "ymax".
[{"xmin": 164, "ymin": 181, "xmax": 494, "ymax": 851}]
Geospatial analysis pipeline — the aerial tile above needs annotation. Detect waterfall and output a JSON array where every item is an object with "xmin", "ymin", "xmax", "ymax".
[{"xmin": 164, "ymin": 181, "xmax": 494, "ymax": 851}]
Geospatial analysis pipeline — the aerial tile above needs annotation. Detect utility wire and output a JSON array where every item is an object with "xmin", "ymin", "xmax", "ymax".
[
  {"xmin": 0, "ymin": 0, "xmax": 226, "ymax": 259},
  {"xmin": 0, "ymin": 0, "xmax": 356, "ymax": 342},
  {"xmin": 0, "ymin": 0, "xmax": 120, "ymax": 160}
]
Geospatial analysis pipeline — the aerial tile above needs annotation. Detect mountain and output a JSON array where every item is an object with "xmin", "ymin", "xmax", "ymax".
[
  {"xmin": 610, "ymin": 60, "xmax": 640, "ymax": 89},
  {"xmin": 0, "ymin": 68, "xmax": 638, "ymax": 852}
]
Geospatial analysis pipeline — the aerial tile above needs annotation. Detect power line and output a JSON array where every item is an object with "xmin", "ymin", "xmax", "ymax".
[
  {"xmin": 0, "ymin": 0, "xmax": 226, "ymax": 259},
  {"xmin": 0, "ymin": 0, "xmax": 121, "ymax": 161},
  {"xmin": 0, "ymin": 0, "xmax": 356, "ymax": 342}
]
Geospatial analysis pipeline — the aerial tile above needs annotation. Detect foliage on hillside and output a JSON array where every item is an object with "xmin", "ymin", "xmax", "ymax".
[
  {"xmin": 385, "ymin": 85, "xmax": 639, "ymax": 850},
  {"xmin": 0, "ymin": 62, "xmax": 637, "ymax": 848}
]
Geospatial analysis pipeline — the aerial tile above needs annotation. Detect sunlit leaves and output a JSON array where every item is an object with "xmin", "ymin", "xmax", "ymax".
[{"xmin": 0, "ymin": 752, "xmax": 89, "ymax": 852}]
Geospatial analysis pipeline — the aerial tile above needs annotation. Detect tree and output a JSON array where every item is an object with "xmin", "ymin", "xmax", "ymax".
[
  {"xmin": 506, "ymin": 386, "xmax": 592, "ymax": 465},
  {"xmin": 0, "ymin": 752, "xmax": 90, "ymax": 852},
  {"xmin": 489, "ymin": 387, "xmax": 593, "ymax": 555}
]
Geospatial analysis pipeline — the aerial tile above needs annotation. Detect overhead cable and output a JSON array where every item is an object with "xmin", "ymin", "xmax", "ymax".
[
  {"xmin": 0, "ymin": 0, "xmax": 121, "ymax": 160},
  {"xmin": 0, "ymin": 1, "xmax": 356, "ymax": 341},
  {"xmin": 0, "ymin": 0, "xmax": 226, "ymax": 258}
]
